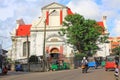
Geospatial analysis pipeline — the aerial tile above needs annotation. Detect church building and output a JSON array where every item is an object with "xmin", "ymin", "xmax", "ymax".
[{"xmin": 10, "ymin": 2, "xmax": 110, "ymax": 62}]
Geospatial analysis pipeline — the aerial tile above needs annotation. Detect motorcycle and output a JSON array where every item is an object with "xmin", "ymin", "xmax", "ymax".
[{"xmin": 81, "ymin": 65, "xmax": 88, "ymax": 73}]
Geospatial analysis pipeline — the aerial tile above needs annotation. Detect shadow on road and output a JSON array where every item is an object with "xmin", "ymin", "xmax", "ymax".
[{"xmin": 0, "ymin": 71, "xmax": 29, "ymax": 77}]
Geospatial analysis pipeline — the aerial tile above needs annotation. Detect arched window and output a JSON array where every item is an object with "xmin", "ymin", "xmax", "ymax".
[{"xmin": 23, "ymin": 41, "xmax": 30, "ymax": 57}]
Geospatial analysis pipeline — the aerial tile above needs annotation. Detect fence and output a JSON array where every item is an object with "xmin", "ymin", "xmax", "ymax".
[
  {"xmin": 15, "ymin": 57, "xmax": 82, "ymax": 72},
  {"xmin": 22, "ymin": 62, "xmax": 44, "ymax": 72}
]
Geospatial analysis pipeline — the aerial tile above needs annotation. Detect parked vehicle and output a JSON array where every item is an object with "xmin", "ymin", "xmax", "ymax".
[
  {"xmin": 101, "ymin": 60, "xmax": 106, "ymax": 68},
  {"xmin": 88, "ymin": 61, "xmax": 97, "ymax": 68},
  {"xmin": 88, "ymin": 57, "xmax": 97, "ymax": 69},
  {"xmin": 50, "ymin": 61, "xmax": 70, "ymax": 71},
  {"xmin": 15, "ymin": 64, "xmax": 23, "ymax": 71},
  {"xmin": 105, "ymin": 56, "xmax": 116, "ymax": 71},
  {"xmin": 51, "ymin": 63, "xmax": 58, "ymax": 71},
  {"xmin": 50, "ymin": 53, "xmax": 69, "ymax": 71}
]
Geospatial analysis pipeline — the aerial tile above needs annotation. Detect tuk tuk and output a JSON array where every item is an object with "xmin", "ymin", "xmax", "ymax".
[
  {"xmin": 88, "ymin": 57, "xmax": 97, "ymax": 69},
  {"xmin": 50, "ymin": 53, "xmax": 70, "ymax": 71},
  {"xmin": 105, "ymin": 56, "xmax": 116, "ymax": 71}
]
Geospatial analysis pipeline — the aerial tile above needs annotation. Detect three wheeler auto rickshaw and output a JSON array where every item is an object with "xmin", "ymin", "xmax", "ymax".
[
  {"xmin": 88, "ymin": 57, "xmax": 97, "ymax": 69},
  {"xmin": 50, "ymin": 53, "xmax": 70, "ymax": 71},
  {"xmin": 105, "ymin": 56, "xmax": 116, "ymax": 71}
]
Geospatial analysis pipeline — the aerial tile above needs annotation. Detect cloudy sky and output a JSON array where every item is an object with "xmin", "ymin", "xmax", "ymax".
[{"xmin": 0, "ymin": 0, "xmax": 120, "ymax": 49}]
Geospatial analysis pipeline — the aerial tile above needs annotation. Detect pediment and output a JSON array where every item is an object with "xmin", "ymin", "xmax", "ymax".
[{"xmin": 42, "ymin": 2, "xmax": 67, "ymax": 10}]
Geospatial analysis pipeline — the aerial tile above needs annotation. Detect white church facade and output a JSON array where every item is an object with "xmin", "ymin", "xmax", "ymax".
[{"xmin": 10, "ymin": 2, "xmax": 110, "ymax": 61}]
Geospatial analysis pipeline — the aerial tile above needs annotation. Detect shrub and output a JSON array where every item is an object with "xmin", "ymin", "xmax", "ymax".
[{"xmin": 29, "ymin": 55, "xmax": 39, "ymax": 63}]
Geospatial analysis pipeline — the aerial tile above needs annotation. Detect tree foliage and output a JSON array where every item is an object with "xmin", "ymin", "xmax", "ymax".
[
  {"xmin": 59, "ymin": 14, "xmax": 104, "ymax": 55},
  {"xmin": 112, "ymin": 46, "xmax": 120, "ymax": 55},
  {"xmin": 74, "ymin": 53, "xmax": 87, "ymax": 60}
]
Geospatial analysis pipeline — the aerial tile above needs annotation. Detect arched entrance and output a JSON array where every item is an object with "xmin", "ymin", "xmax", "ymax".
[
  {"xmin": 49, "ymin": 47, "xmax": 64, "ymax": 64},
  {"xmin": 50, "ymin": 47, "xmax": 59, "ymax": 53},
  {"xmin": 50, "ymin": 48, "xmax": 59, "ymax": 60},
  {"xmin": 49, "ymin": 48, "xmax": 60, "ymax": 63}
]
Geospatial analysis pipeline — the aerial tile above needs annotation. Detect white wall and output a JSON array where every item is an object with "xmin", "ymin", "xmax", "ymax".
[{"xmin": 96, "ymin": 43, "xmax": 110, "ymax": 57}]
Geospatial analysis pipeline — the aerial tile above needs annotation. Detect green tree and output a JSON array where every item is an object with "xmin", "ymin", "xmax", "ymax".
[
  {"xmin": 59, "ymin": 14, "xmax": 104, "ymax": 55},
  {"xmin": 112, "ymin": 46, "xmax": 120, "ymax": 55},
  {"xmin": 74, "ymin": 53, "xmax": 87, "ymax": 60}
]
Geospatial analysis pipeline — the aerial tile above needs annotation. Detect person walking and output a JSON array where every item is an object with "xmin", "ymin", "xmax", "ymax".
[{"xmin": 114, "ymin": 64, "xmax": 119, "ymax": 80}]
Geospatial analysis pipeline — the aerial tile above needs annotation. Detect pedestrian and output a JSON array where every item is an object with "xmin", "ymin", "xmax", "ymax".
[
  {"xmin": 115, "ymin": 56, "xmax": 119, "ymax": 66},
  {"xmin": 81, "ymin": 57, "xmax": 88, "ymax": 73},
  {"xmin": 114, "ymin": 64, "xmax": 119, "ymax": 80},
  {"xmin": 94, "ymin": 57, "xmax": 99, "ymax": 68},
  {"xmin": 2, "ymin": 66, "xmax": 8, "ymax": 75}
]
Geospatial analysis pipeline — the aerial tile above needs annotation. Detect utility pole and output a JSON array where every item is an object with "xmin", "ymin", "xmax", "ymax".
[
  {"xmin": 27, "ymin": 35, "xmax": 30, "ymax": 72},
  {"xmin": 42, "ymin": 10, "xmax": 56, "ymax": 72},
  {"xmin": 43, "ymin": 19, "xmax": 47, "ymax": 72}
]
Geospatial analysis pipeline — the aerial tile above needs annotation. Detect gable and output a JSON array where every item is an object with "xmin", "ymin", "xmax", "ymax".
[
  {"xmin": 42, "ymin": 2, "xmax": 67, "ymax": 10},
  {"xmin": 16, "ymin": 24, "xmax": 31, "ymax": 37},
  {"xmin": 67, "ymin": 8, "xmax": 73, "ymax": 15}
]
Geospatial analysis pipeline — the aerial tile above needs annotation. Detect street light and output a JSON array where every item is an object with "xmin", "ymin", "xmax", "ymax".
[
  {"xmin": 26, "ymin": 35, "xmax": 30, "ymax": 72},
  {"xmin": 43, "ymin": 10, "xmax": 56, "ymax": 72}
]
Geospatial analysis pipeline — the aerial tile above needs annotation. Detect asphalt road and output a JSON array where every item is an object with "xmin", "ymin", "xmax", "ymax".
[{"xmin": 0, "ymin": 68, "xmax": 115, "ymax": 80}]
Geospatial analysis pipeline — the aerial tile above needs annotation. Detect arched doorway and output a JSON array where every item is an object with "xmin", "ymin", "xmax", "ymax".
[
  {"xmin": 50, "ymin": 48, "xmax": 59, "ymax": 59},
  {"xmin": 49, "ymin": 47, "xmax": 64, "ymax": 64},
  {"xmin": 49, "ymin": 48, "xmax": 60, "ymax": 63},
  {"xmin": 50, "ymin": 47, "xmax": 59, "ymax": 53}
]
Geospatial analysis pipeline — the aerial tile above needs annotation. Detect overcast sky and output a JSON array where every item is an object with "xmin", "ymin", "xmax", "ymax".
[{"xmin": 0, "ymin": 0, "xmax": 120, "ymax": 49}]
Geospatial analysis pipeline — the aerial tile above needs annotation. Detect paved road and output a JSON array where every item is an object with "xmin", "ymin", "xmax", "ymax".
[{"xmin": 0, "ymin": 68, "xmax": 115, "ymax": 80}]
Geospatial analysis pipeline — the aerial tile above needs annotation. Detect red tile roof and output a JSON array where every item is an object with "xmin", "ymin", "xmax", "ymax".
[
  {"xmin": 117, "ymin": 37, "xmax": 120, "ymax": 39},
  {"xmin": 112, "ymin": 42, "xmax": 119, "ymax": 45},
  {"xmin": 97, "ymin": 22, "xmax": 104, "ymax": 29},
  {"xmin": 67, "ymin": 8, "xmax": 73, "ymax": 15},
  {"xmin": 111, "ymin": 41, "xmax": 119, "ymax": 49},
  {"xmin": 97, "ymin": 21, "xmax": 105, "ymax": 34},
  {"xmin": 16, "ymin": 24, "xmax": 31, "ymax": 37}
]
